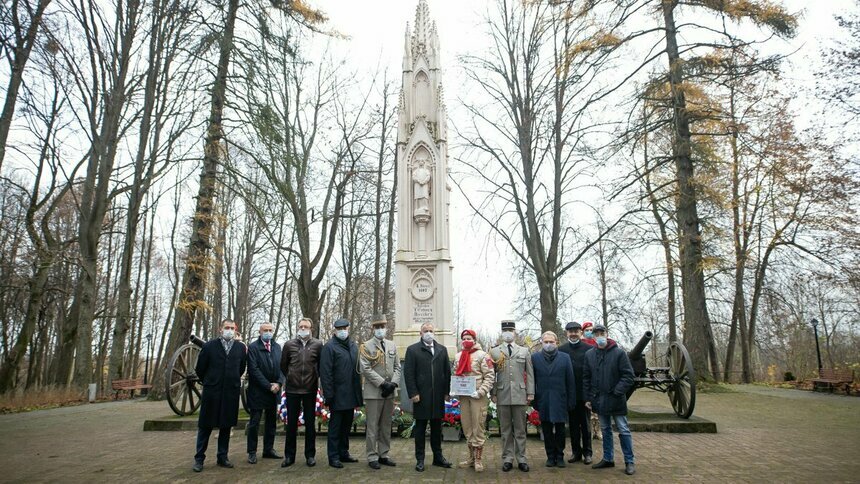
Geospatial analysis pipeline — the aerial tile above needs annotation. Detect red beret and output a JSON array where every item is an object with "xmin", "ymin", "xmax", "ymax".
[{"xmin": 460, "ymin": 329, "xmax": 477, "ymax": 340}]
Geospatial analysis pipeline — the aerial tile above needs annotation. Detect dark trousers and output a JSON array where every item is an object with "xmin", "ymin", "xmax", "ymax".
[
  {"xmin": 284, "ymin": 392, "xmax": 317, "ymax": 459},
  {"xmin": 327, "ymin": 409, "xmax": 354, "ymax": 461},
  {"xmin": 569, "ymin": 401, "xmax": 592, "ymax": 457},
  {"xmin": 247, "ymin": 406, "xmax": 277, "ymax": 454},
  {"xmin": 195, "ymin": 426, "xmax": 231, "ymax": 463},
  {"xmin": 413, "ymin": 418, "xmax": 443, "ymax": 462},
  {"xmin": 541, "ymin": 421, "xmax": 567, "ymax": 462}
]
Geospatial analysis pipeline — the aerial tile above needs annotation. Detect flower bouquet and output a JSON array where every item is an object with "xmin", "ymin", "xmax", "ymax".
[
  {"xmin": 442, "ymin": 398, "xmax": 463, "ymax": 441},
  {"xmin": 277, "ymin": 389, "xmax": 329, "ymax": 427}
]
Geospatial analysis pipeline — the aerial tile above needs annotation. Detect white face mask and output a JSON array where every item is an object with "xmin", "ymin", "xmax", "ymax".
[
  {"xmin": 501, "ymin": 331, "xmax": 515, "ymax": 343},
  {"xmin": 335, "ymin": 329, "xmax": 349, "ymax": 340},
  {"xmin": 374, "ymin": 328, "xmax": 386, "ymax": 340},
  {"xmin": 260, "ymin": 331, "xmax": 273, "ymax": 342},
  {"xmin": 421, "ymin": 331, "xmax": 435, "ymax": 343},
  {"xmin": 297, "ymin": 329, "xmax": 310, "ymax": 339},
  {"xmin": 221, "ymin": 329, "xmax": 235, "ymax": 340}
]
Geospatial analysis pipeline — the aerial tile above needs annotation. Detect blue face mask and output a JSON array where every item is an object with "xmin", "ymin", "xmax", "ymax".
[
  {"xmin": 542, "ymin": 343, "xmax": 557, "ymax": 353},
  {"xmin": 335, "ymin": 329, "xmax": 349, "ymax": 340},
  {"xmin": 260, "ymin": 332, "xmax": 273, "ymax": 342},
  {"xmin": 374, "ymin": 328, "xmax": 386, "ymax": 340},
  {"xmin": 596, "ymin": 336, "xmax": 608, "ymax": 347},
  {"xmin": 584, "ymin": 330, "xmax": 593, "ymax": 339}
]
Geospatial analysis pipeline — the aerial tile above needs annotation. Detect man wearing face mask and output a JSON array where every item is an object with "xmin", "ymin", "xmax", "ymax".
[
  {"xmin": 192, "ymin": 319, "xmax": 248, "ymax": 472},
  {"xmin": 583, "ymin": 324, "xmax": 636, "ymax": 476},
  {"xmin": 403, "ymin": 322, "xmax": 453, "ymax": 472},
  {"xmin": 280, "ymin": 317, "xmax": 323, "ymax": 468},
  {"xmin": 359, "ymin": 314, "xmax": 401, "ymax": 469},
  {"xmin": 531, "ymin": 331, "xmax": 576, "ymax": 468},
  {"xmin": 488, "ymin": 320, "xmax": 534, "ymax": 472},
  {"xmin": 559, "ymin": 321, "xmax": 593, "ymax": 465},
  {"xmin": 319, "ymin": 318, "xmax": 363, "ymax": 468},
  {"xmin": 246, "ymin": 322, "xmax": 285, "ymax": 464}
]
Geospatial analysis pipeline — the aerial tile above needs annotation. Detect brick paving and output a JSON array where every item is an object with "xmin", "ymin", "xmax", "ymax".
[{"xmin": 0, "ymin": 385, "xmax": 858, "ymax": 483}]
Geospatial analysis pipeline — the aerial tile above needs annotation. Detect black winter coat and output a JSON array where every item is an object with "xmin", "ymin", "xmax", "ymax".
[
  {"xmin": 319, "ymin": 337, "xmax": 363, "ymax": 411},
  {"xmin": 246, "ymin": 338, "xmax": 285, "ymax": 410},
  {"xmin": 559, "ymin": 340, "xmax": 591, "ymax": 402},
  {"xmin": 582, "ymin": 340, "xmax": 635, "ymax": 416},
  {"xmin": 532, "ymin": 350, "xmax": 576, "ymax": 423},
  {"xmin": 195, "ymin": 338, "xmax": 247, "ymax": 428},
  {"xmin": 403, "ymin": 341, "xmax": 451, "ymax": 420}
]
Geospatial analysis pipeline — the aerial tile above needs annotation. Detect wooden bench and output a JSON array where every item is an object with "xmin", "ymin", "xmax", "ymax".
[
  {"xmin": 111, "ymin": 378, "xmax": 153, "ymax": 399},
  {"xmin": 810, "ymin": 368, "xmax": 854, "ymax": 395}
]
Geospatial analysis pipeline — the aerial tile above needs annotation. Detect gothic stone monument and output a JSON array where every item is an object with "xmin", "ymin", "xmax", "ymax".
[{"xmin": 393, "ymin": 0, "xmax": 455, "ymax": 357}]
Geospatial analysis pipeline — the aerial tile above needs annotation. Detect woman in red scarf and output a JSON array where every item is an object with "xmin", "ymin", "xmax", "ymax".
[{"xmin": 454, "ymin": 329, "xmax": 495, "ymax": 472}]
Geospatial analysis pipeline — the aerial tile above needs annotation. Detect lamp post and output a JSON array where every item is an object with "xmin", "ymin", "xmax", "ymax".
[
  {"xmin": 144, "ymin": 333, "xmax": 153, "ymax": 394},
  {"xmin": 810, "ymin": 318, "xmax": 823, "ymax": 374}
]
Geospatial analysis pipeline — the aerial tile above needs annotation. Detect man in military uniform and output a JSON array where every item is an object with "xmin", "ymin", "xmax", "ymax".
[
  {"xmin": 359, "ymin": 314, "xmax": 401, "ymax": 470},
  {"xmin": 489, "ymin": 320, "xmax": 535, "ymax": 472}
]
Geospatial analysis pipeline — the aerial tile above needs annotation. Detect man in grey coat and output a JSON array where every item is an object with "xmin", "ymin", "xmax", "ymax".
[
  {"xmin": 488, "ymin": 320, "xmax": 535, "ymax": 473},
  {"xmin": 359, "ymin": 314, "xmax": 401, "ymax": 469}
]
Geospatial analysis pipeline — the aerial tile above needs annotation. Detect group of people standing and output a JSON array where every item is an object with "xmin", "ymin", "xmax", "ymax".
[{"xmin": 190, "ymin": 316, "xmax": 636, "ymax": 477}]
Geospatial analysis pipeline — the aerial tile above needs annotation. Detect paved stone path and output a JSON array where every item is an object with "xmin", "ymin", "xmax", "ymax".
[{"xmin": 0, "ymin": 385, "xmax": 858, "ymax": 482}]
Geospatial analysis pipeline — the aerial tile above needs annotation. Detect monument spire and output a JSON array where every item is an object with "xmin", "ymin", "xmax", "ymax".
[{"xmin": 393, "ymin": 0, "xmax": 455, "ymax": 356}]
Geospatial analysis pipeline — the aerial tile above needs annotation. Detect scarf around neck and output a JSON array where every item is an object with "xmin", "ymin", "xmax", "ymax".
[{"xmin": 455, "ymin": 347, "xmax": 477, "ymax": 376}]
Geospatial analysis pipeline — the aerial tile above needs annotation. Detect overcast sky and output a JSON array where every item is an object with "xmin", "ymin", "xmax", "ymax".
[{"xmin": 302, "ymin": 0, "xmax": 853, "ymax": 337}]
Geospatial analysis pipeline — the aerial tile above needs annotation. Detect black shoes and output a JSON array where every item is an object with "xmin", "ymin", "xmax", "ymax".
[
  {"xmin": 592, "ymin": 459, "xmax": 615, "ymax": 469},
  {"xmin": 369, "ymin": 461, "xmax": 381, "ymax": 470},
  {"xmin": 281, "ymin": 457, "xmax": 294, "ymax": 468},
  {"xmin": 248, "ymin": 453, "xmax": 257, "ymax": 464},
  {"xmin": 584, "ymin": 455, "xmax": 593, "ymax": 465},
  {"xmin": 502, "ymin": 462, "xmax": 513, "ymax": 472},
  {"xmin": 545, "ymin": 458, "xmax": 556, "ymax": 467},
  {"xmin": 432, "ymin": 457, "xmax": 452, "ymax": 468},
  {"xmin": 415, "ymin": 461, "xmax": 425, "ymax": 472},
  {"xmin": 329, "ymin": 460, "xmax": 344, "ymax": 468},
  {"xmin": 340, "ymin": 455, "xmax": 359, "ymax": 463},
  {"xmin": 625, "ymin": 462, "xmax": 636, "ymax": 475},
  {"xmin": 216, "ymin": 459, "xmax": 234, "ymax": 468},
  {"xmin": 192, "ymin": 462, "xmax": 203, "ymax": 472},
  {"xmin": 263, "ymin": 450, "xmax": 283, "ymax": 459},
  {"xmin": 306, "ymin": 457, "xmax": 316, "ymax": 467},
  {"xmin": 569, "ymin": 453, "xmax": 582, "ymax": 463},
  {"xmin": 556, "ymin": 458, "xmax": 567, "ymax": 468},
  {"xmin": 378, "ymin": 457, "xmax": 397, "ymax": 467},
  {"xmin": 518, "ymin": 463, "xmax": 530, "ymax": 472}
]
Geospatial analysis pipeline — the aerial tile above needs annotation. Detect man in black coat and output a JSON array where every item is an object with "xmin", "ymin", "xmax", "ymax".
[
  {"xmin": 246, "ymin": 322, "xmax": 285, "ymax": 464},
  {"xmin": 192, "ymin": 319, "xmax": 247, "ymax": 472},
  {"xmin": 583, "ymin": 324, "xmax": 636, "ymax": 476},
  {"xmin": 559, "ymin": 321, "xmax": 593, "ymax": 465},
  {"xmin": 403, "ymin": 323, "xmax": 453, "ymax": 472},
  {"xmin": 319, "ymin": 318, "xmax": 363, "ymax": 468}
]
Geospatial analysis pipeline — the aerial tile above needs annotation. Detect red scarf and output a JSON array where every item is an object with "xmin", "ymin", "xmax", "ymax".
[{"xmin": 455, "ymin": 345, "xmax": 476, "ymax": 376}]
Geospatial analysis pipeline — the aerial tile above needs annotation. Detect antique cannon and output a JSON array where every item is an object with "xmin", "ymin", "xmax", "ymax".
[
  {"xmin": 625, "ymin": 331, "xmax": 696, "ymax": 419},
  {"xmin": 165, "ymin": 334, "xmax": 249, "ymax": 416}
]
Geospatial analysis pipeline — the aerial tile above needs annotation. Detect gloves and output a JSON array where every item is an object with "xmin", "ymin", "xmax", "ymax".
[
  {"xmin": 380, "ymin": 381, "xmax": 396, "ymax": 398},
  {"xmin": 470, "ymin": 391, "xmax": 481, "ymax": 399}
]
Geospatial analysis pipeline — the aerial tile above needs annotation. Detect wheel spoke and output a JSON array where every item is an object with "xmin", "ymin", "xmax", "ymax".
[{"xmin": 170, "ymin": 379, "xmax": 185, "ymax": 390}]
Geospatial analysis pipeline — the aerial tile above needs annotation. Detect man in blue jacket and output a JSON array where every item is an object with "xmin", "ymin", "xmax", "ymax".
[
  {"xmin": 246, "ymin": 322, "xmax": 285, "ymax": 464},
  {"xmin": 583, "ymin": 324, "xmax": 636, "ymax": 476},
  {"xmin": 319, "ymin": 318, "xmax": 363, "ymax": 468}
]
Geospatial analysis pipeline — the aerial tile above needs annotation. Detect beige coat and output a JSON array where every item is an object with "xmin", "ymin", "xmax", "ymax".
[
  {"xmin": 359, "ymin": 337, "xmax": 401, "ymax": 400},
  {"xmin": 452, "ymin": 343, "xmax": 495, "ymax": 398},
  {"xmin": 489, "ymin": 342, "xmax": 535, "ymax": 406}
]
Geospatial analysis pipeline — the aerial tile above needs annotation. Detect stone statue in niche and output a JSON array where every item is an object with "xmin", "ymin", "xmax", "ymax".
[{"xmin": 412, "ymin": 156, "xmax": 431, "ymax": 217}]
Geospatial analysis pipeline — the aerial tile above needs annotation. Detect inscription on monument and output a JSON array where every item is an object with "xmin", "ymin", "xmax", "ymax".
[{"xmin": 413, "ymin": 301, "xmax": 434, "ymax": 325}]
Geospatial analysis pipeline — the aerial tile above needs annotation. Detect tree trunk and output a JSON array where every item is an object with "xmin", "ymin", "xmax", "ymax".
[
  {"xmin": 661, "ymin": 0, "xmax": 713, "ymax": 381},
  {"xmin": 151, "ymin": 0, "xmax": 239, "ymax": 399},
  {"xmin": 0, "ymin": 0, "xmax": 52, "ymax": 173}
]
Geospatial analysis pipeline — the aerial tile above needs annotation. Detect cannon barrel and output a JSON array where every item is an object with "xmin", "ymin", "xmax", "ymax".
[
  {"xmin": 189, "ymin": 334, "xmax": 206, "ymax": 348},
  {"xmin": 627, "ymin": 331, "xmax": 653, "ymax": 361}
]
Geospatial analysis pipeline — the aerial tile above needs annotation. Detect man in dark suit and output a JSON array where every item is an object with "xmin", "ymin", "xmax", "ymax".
[
  {"xmin": 192, "ymin": 319, "xmax": 247, "ymax": 472},
  {"xmin": 403, "ymin": 323, "xmax": 453, "ymax": 472},
  {"xmin": 319, "ymin": 318, "xmax": 363, "ymax": 468},
  {"xmin": 246, "ymin": 322, "xmax": 285, "ymax": 464},
  {"xmin": 559, "ymin": 321, "xmax": 593, "ymax": 465}
]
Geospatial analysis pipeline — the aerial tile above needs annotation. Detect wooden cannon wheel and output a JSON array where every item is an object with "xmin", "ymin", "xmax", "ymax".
[
  {"xmin": 166, "ymin": 343, "xmax": 203, "ymax": 416},
  {"xmin": 666, "ymin": 341, "xmax": 696, "ymax": 419}
]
